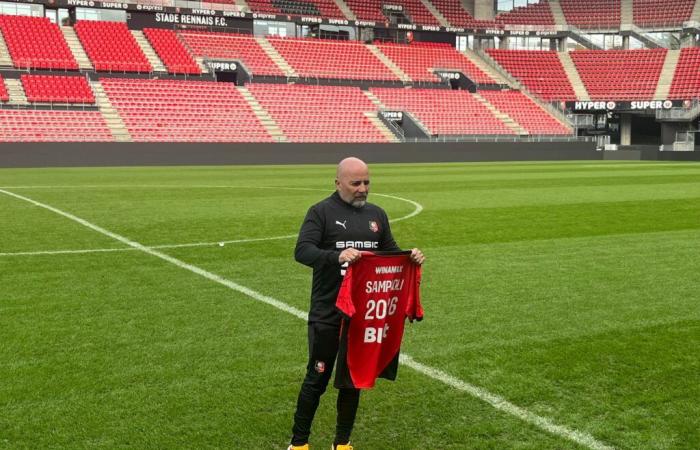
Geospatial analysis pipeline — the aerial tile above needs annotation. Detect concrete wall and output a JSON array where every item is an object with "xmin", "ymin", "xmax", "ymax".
[
  {"xmin": 0, "ymin": 141, "xmax": 599, "ymax": 168},
  {"xmin": 474, "ymin": 0, "xmax": 495, "ymax": 20}
]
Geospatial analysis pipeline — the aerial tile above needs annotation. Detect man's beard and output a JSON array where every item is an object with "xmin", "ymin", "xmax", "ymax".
[{"xmin": 351, "ymin": 197, "xmax": 367, "ymax": 208}]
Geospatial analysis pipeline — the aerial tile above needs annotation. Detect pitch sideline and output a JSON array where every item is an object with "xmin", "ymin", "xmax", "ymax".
[{"xmin": 0, "ymin": 187, "xmax": 614, "ymax": 450}]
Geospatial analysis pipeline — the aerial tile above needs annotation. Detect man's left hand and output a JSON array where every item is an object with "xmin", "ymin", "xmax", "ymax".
[{"xmin": 410, "ymin": 248, "xmax": 425, "ymax": 265}]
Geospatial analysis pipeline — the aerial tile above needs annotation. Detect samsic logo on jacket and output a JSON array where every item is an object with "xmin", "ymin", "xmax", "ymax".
[{"xmin": 336, "ymin": 241, "xmax": 379, "ymax": 249}]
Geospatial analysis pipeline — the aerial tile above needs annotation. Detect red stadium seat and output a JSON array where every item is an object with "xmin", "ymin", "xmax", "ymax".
[
  {"xmin": 370, "ymin": 87, "xmax": 516, "ymax": 135},
  {"xmin": 179, "ymin": 31, "xmax": 285, "ymax": 77},
  {"xmin": 344, "ymin": 0, "xmax": 440, "ymax": 25},
  {"xmin": 0, "ymin": 14, "xmax": 78, "ymax": 70},
  {"xmin": 486, "ymin": 49, "xmax": 577, "ymax": 101},
  {"xmin": 21, "ymin": 74, "xmax": 95, "ymax": 104},
  {"xmin": 669, "ymin": 47, "xmax": 700, "ymax": 100},
  {"xmin": 248, "ymin": 83, "xmax": 389, "ymax": 142},
  {"xmin": 74, "ymin": 20, "xmax": 152, "ymax": 73},
  {"xmin": 478, "ymin": 90, "xmax": 572, "ymax": 135},
  {"xmin": 560, "ymin": 0, "xmax": 621, "ymax": 29},
  {"xmin": 247, "ymin": 0, "xmax": 345, "ymax": 18},
  {"xmin": 570, "ymin": 49, "xmax": 666, "ymax": 100},
  {"xmin": 496, "ymin": 1, "xmax": 555, "ymax": 27},
  {"xmin": 143, "ymin": 28, "xmax": 201, "ymax": 75},
  {"xmin": 101, "ymin": 78, "xmax": 273, "ymax": 142},
  {"xmin": 430, "ymin": 0, "xmax": 498, "ymax": 28},
  {"xmin": 376, "ymin": 41, "xmax": 495, "ymax": 84},
  {"xmin": 0, "ymin": 110, "xmax": 112, "ymax": 142},
  {"xmin": 268, "ymin": 37, "xmax": 399, "ymax": 81},
  {"xmin": 0, "ymin": 75, "xmax": 8, "ymax": 102},
  {"xmin": 633, "ymin": 0, "xmax": 693, "ymax": 27}
]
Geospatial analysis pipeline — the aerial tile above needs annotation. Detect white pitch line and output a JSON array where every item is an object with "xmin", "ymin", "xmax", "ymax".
[
  {"xmin": 0, "ymin": 188, "xmax": 613, "ymax": 450},
  {"xmin": 0, "ymin": 235, "xmax": 296, "ymax": 257},
  {"xmin": 0, "ymin": 189, "xmax": 420, "ymax": 258},
  {"xmin": 400, "ymin": 355, "xmax": 614, "ymax": 450}
]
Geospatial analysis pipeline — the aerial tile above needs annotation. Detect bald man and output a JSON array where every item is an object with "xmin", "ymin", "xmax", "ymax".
[{"xmin": 288, "ymin": 158, "xmax": 424, "ymax": 450}]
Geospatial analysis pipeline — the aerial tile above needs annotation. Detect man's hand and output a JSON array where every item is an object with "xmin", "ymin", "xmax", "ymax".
[
  {"xmin": 339, "ymin": 248, "xmax": 362, "ymax": 264},
  {"xmin": 410, "ymin": 248, "xmax": 425, "ymax": 265}
]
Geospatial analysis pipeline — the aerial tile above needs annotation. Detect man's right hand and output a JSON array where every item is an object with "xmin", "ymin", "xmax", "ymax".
[{"xmin": 339, "ymin": 248, "xmax": 362, "ymax": 264}]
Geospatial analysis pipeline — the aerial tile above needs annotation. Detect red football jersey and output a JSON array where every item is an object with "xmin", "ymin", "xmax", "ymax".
[{"xmin": 334, "ymin": 251, "xmax": 422, "ymax": 389}]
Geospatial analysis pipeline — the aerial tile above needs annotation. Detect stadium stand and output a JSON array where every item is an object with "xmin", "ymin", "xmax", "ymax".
[
  {"xmin": 370, "ymin": 87, "xmax": 515, "ymax": 135},
  {"xmin": 570, "ymin": 49, "xmax": 667, "ymax": 100},
  {"xmin": 496, "ymin": 1, "xmax": 555, "ymax": 26},
  {"xmin": 248, "ymin": 83, "xmax": 389, "ymax": 142},
  {"xmin": 486, "ymin": 49, "xmax": 577, "ymax": 101},
  {"xmin": 669, "ymin": 47, "xmax": 700, "ymax": 99},
  {"xmin": 344, "ymin": 0, "xmax": 440, "ymax": 25},
  {"xmin": 247, "ymin": 0, "xmax": 345, "ymax": 18},
  {"xmin": 101, "ymin": 78, "xmax": 272, "ymax": 142},
  {"xmin": 430, "ymin": 0, "xmax": 498, "ymax": 28},
  {"xmin": 559, "ymin": 0, "xmax": 621, "ymax": 29},
  {"xmin": 179, "ymin": 31, "xmax": 285, "ymax": 77},
  {"xmin": 0, "ymin": 76, "xmax": 7, "ymax": 102},
  {"xmin": 376, "ymin": 41, "xmax": 495, "ymax": 84},
  {"xmin": 0, "ymin": 110, "xmax": 112, "ymax": 142},
  {"xmin": 74, "ymin": 20, "xmax": 152, "ymax": 73},
  {"xmin": 478, "ymin": 90, "xmax": 571, "ymax": 135},
  {"xmin": 143, "ymin": 28, "xmax": 201, "ymax": 75},
  {"xmin": 0, "ymin": 15, "xmax": 78, "ymax": 70},
  {"xmin": 633, "ymin": 0, "xmax": 694, "ymax": 27},
  {"xmin": 20, "ymin": 74, "xmax": 95, "ymax": 104},
  {"xmin": 268, "ymin": 37, "xmax": 398, "ymax": 80}
]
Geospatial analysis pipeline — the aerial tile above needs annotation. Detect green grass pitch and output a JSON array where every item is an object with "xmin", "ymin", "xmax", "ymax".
[{"xmin": 1, "ymin": 161, "xmax": 699, "ymax": 449}]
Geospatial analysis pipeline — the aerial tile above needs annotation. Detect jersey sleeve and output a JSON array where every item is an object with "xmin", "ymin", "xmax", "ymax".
[
  {"xmin": 335, "ymin": 266, "xmax": 356, "ymax": 318},
  {"xmin": 406, "ymin": 265, "xmax": 423, "ymax": 322}
]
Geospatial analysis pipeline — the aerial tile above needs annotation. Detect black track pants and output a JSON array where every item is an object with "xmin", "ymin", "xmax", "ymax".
[{"xmin": 291, "ymin": 322, "xmax": 360, "ymax": 445}]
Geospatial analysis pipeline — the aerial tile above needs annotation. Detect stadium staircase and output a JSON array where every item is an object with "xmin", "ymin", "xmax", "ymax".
[
  {"xmin": 548, "ymin": 0, "xmax": 568, "ymax": 26},
  {"xmin": 419, "ymin": 0, "xmax": 450, "ymax": 27},
  {"xmin": 132, "ymin": 30, "xmax": 167, "ymax": 73},
  {"xmin": 0, "ymin": 31, "xmax": 12, "ymax": 67},
  {"xmin": 364, "ymin": 111, "xmax": 401, "ymax": 142},
  {"xmin": 236, "ymin": 85, "xmax": 287, "ymax": 142},
  {"xmin": 363, "ymin": 90, "xmax": 386, "ymax": 109},
  {"xmin": 365, "ymin": 45, "xmax": 412, "ymax": 83},
  {"xmin": 654, "ymin": 49, "xmax": 681, "ymax": 100},
  {"xmin": 627, "ymin": 24, "xmax": 666, "ymax": 48},
  {"xmin": 566, "ymin": 25, "xmax": 604, "ymax": 49},
  {"xmin": 472, "ymin": 92, "xmax": 528, "ymax": 135},
  {"xmin": 61, "ymin": 26, "xmax": 93, "ymax": 70},
  {"xmin": 469, "ymin": 48, "xmax": 574, "ymax": 127},
  {"xmin": 3, "ymin": 78, "xmax": 28, "ymax": 105},
  {"xmin": 0, "ymin": 33, "xmax": 12, "ymax": 67},
  {"xmin": 234, "ymin": 0, "xmax": 251, "ymax": 11},
  {"xmin": 359, "ymin": 90, "xmax": 403, "ymax": 141},
  {"xmin": 254, "ymin": 36, "xmax": 298, "ymax": 78},
  {"xmin": 195, "ymin": 57, "xmax": 211, "ymax": 74},
  {"xmin": 558, "ymin": 51, "xmax": 591, "ymax": 101},
  {"xmin": 90, "ymin": 81, "xmax": 132, "ymax": 142},
  {"xmin": 333, "ymin": 0, "xmax": 356, "ymax": 19},
  {"xmin": 462, "ymin": 48, "xmax": 510, "ymax": 85},
  {"xmin": 692, "ymin": 0, "xmax": 700, "ymax": 22},
  {"xmin": 621, "ymin": 0, "xmax": 633, "ymax": 25},
  {"xmin": 363, "ymin": 89, "xmax": 405, "ymax": 141}
]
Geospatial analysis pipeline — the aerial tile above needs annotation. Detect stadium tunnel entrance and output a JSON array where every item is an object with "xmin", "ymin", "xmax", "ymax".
[
  {"xmin": 205, "ymin": 60, "xmax": 251, "ymax": 85},
  {"xmin": 567, "ymin": 101, "xmax": 699, "ymax": 149}
]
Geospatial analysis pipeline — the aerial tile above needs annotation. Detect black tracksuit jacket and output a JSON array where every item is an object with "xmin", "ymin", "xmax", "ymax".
[{"xmin": 294, "ymin": 191, "xmax": 400, "ymax": 325}]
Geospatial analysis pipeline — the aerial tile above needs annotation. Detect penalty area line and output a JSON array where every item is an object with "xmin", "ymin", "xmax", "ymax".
[{"xmin": 0, "ymin": 188, "xmax": 613, "ymax": 450}]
